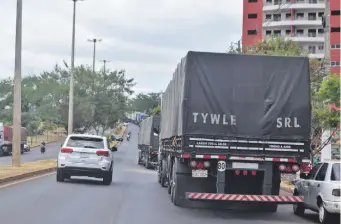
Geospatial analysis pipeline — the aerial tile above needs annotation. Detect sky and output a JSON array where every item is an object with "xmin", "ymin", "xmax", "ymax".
[{"xmin": 0, "ymin": 0, "xmax": 242, "ymax": 94}]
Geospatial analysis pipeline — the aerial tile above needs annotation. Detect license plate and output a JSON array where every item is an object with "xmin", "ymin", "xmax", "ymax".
[
  {"xmin": 192, "ymin": 169, "xmax": 208, "ymax": 178},
  {"xmin": 232, "ymin": 162, "xmax": 259, "ymax": 169},
  {"xmin": 80, "ymin": 153, "xmax": 89, "ymax": 158}
]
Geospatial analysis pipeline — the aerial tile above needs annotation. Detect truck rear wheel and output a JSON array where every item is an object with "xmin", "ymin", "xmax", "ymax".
[{"xmin": 171, "ymin": 158, "xmax": 183, "ymax": 206}]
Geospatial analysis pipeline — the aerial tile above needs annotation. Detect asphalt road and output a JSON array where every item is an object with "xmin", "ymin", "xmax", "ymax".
[
  {"xmin": 0, "ymin": 124, "xmax": 320, "ymax": 224},
  {"xmin": 0, "ymin": 140, "xmax": 65, "ymax": 166}
]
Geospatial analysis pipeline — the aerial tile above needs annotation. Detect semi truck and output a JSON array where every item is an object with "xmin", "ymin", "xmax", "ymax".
[
  {"xmin": 155, "ymin": 51, "xmax": 311, "ymax": 211},
  {"xmin": 138, "ymin": 116, "xmax": 160, "ymax": 169},
  {"xmin": 0, "ymin": 124, "xmax": 27, "ymax": 156}
]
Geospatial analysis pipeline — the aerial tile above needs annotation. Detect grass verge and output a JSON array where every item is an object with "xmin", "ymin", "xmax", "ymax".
[
  {"xmin": 280, "ymin": 181, "xmax": 294, "ymax": 193},
  {"xmin": 110, "ymin": 124, "xmax": 127, "ymax": 148},
  {"xmin": 0, "ymin": 159, "xmax": 57, "ymax": 185},
  {"xmin": 28, "ymin": 132, "xmax": 66, "ymax": 148}
]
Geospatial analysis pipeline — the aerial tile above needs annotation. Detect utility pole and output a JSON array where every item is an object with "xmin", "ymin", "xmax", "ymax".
[
  {"xmin": 12, "ymin": 0, "xmax": 23, "ymax": 166},
  {"xmin": 323, "ymin": 0, "xmax": 330, "ymax": 76},
  {"xmin": 68, "ymin": 0, "xmax": 83, "ymax": 135},
  {"xmin": 100, "ymin": 59, "xmax": 109, "ymax": 72},
  {"xmin": 88, "ymin": 38, "xmax": 102, "ymax": 73}
]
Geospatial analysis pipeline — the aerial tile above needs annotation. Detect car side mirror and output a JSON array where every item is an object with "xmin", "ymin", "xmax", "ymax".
[
  {"xmin": 300, "ymin": 173, "xmax": 308, "ymax": 179},
  {"xmin": 111, "ymin": 146, "xmax": 118, "ymax": 152}
]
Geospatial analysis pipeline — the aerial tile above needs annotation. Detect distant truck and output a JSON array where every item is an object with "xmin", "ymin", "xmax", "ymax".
[
  {"xmin": 0, "ymin": 124, "xmax": 27, "ymax": 156},
  {"xmin": 155, "ymin": 52, "xmax": 311, "ymax": 211},
  {"xmin": 138, "ymin": 116, "xmax": 160, "ymax": 169}
]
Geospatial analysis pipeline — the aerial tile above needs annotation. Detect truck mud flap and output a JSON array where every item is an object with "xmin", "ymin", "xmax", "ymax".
[{"xmin": 185, "ymin": 192, "xmax": 304, "ymax": 204}]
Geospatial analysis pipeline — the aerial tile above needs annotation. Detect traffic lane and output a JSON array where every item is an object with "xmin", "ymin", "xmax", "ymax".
[
  {"xmin": 0, "ymin": 146, "xmax": 318, "ymax": 224},
  {"xmin": 0, "ymin": 165, "xmax": 318, "ymax": 224},
  {"xmin": 0, "ymin": 140, "xmax": 64, "ymax": 166}
]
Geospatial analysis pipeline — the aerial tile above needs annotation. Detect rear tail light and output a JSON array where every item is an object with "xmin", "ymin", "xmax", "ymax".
[
  {"xmin": 292, "ymin": 164, "xmax": 300, "ymax": 172},
  {"xmin": 243, "ymin": 170, "xmax": 248, "ymax": 175},
  {"xmin": 279, "ymin": 164, "xmax": 286, "ymax": 171},
  {"xmin": 190, "ymin": 161, "xmax": 197, "ymax": 168},
  {"xmin": 332, "ymin": 189, "xmax": 340, "ymax": 197},
  {"xmin": 251, "ymin": 171, "xmax": 257, "ymax": 176},
  {"xmin": 203, "ymin": 161, "xmax": 210, "ymax": 168},
  {"xmin": 61, "ymin": 148, "xmax": 73, "ymax": 153},
  {"xmin": 235, "ymin": 170, "xmax": 240, "ymax": 175},
  {"xmin": 151, "ymin": 152, "xmax": 157, "ymax": 155},
  {"xmin": 196, "ymin": 162, "xmax": 204, "ymax": 169},
  {"xmin": 96, "ymin": 150, "xmax": 109, "ymax": 157}
]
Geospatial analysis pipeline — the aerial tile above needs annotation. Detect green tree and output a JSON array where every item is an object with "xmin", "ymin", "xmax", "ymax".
[
  {"xmin": 130, "ymin": 92, "xmax": 162, "ymax": 114},
  {"xmin": 236, "ymin": 37, "xmax": 337, "ymax": 155}
]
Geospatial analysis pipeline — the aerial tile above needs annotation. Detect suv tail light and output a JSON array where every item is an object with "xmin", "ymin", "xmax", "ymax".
[
  {"xmin": 292, "ymin": 164, "xmax": 300, "ymax": 172},
  {"xmin": 332, "ymin": 189, "xmax": 340, "ymax": 196},
  {"xmin": 61, "ymin": 148, "xmax": 73, "ymax": 153},
  {"xmin": 96, "ymin": 150, "xmax": 109, "ymax": 157},
  {"xmin": 279, "ymin": 164, "xmax": 286, "ymax": 171}
]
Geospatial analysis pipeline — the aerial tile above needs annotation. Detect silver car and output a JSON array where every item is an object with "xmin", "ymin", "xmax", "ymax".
[{"xmin": 56, "ymin": 134, "xmax": 117, "ymax": 185}]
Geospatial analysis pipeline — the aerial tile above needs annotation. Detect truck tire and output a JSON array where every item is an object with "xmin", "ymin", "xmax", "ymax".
[
  {"xmin": 167, "ymin": 156, "xmax": 172, "ymax": 194},
  {"xmin": 160, "ymin": 159, "xmax": 167, "ymax": 188},
  {"xmin": 0, "ymin": 147, "xmax": 4, "ymax": 157},
  {"xmin": 171, "ymin": 158, "xmax": 183, "ymax": 206},
  {"xmin": 263, "ymin": 204, "xmax": 278, "ymax": 213}
]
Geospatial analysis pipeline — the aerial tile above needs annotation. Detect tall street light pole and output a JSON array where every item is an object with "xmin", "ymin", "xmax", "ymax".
[
  {"xmin": 88, "ymin": 38, "xmax": 102, "ymax": 73},
  {"xmin": 100, "ymin": 59, "xmax": 110, "ymax": 72},
  {"xmin": 68, "ymin": 0, "xmax": 83, "ymax": 135},
  {"xmin": 12, "ymin": 0, "xmax": 23, "ymax": 166}
]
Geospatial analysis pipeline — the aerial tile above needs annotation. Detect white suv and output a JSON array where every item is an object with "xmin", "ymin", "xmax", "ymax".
[{"xmin": 57, "ymin": 134, "xmax": 117, "ymax": 185}]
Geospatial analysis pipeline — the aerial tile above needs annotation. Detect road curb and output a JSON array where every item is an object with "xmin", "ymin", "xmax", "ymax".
[{"xmin": 0, "ymin": 167, "xmax": 56, "ymax": 186}]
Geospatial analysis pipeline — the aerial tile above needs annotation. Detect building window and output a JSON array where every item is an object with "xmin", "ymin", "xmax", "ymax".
[
  {"xmin": 285, "ymin": 30, "xmax": 291, "ymax": 36},
  {"xmin": 274, "ymin": 14, "xmax": 281, "ymax": 21},
  {"xmin": 318, "ymin": 12, "xmax": 324, "ymax": 17},
  {"xmin": 285, "ymin": 13, "xmax": 291, "ymax": 19},
  {"xmin": 247, "ymin": 29, "xmax": 258, "ymax": 35},
  {"xmin": 318, "ymin": 29, "xmax": 324, "ymax": 35},
  {"xmin": 308, "ymin": 12, "xmax": 317, "ymax": 20},
  {"xmin": 266, "ymin": 30, "xmax": 272, "ymax": 35},
  {"xmin": 248, "ymin": 0, "xmax": 257, "ymax": 2},
  {"xmin": 331, "ymin": 44, "xmax": 341, "ymax": 49},
  {"xmin": 247, "ymin": 46, "xmax": 257, "ymax": 51},
  {"xmin": 308, "ymin": 29, "xmax": 317, "ymax": 37},
  {"xmin": 296, "ymin": 29, "xmax": 304, "ymax": 36},
  {"xmin": 296, "ymin": 13, "xmax": 304, "ymax": 20},
  {"xmin": 331, "ymin": 27, "xmax": 341, "ymax": 32},
  {"xmin": 331, "ymin": 10, "xmax": 340, "ymax": 16},
  {"xmin": 266, "ymin": 0, "xmax": 272, "ymax": 2},
  {"xmin": 266, "ymin": 14, "xmax": 272, "ymax": 20},
  {"xmin": 308, "ymin": 46, "xmax": 316, "ymax": 54},
  {"xmin": 309, "ymin": 0, "xmax": 318, "ymax": 3},
  {"xmin": 248, "ymin": 13, "xmax": 258, "ymax": 19},
  {"xmin": 331, "ymin": 61, "xmax": 341, "ymax": 67},
  {"xmin": 273, "ymin": 30, "xmax": 281, "ymax": 36},
  {"xmin": 318, "ymin": 45, "xmax": 324, "ymax": 50}
]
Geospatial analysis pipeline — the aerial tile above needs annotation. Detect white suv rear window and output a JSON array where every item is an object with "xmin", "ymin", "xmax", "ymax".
[{"xmin": 66, "ymin": 136, "xmax": 105, "ymax": 149}]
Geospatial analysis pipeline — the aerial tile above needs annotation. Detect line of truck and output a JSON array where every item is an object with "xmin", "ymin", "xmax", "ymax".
[{"xmin": 137, "ymin": 51, "xmax": 311, "ymax": 212}]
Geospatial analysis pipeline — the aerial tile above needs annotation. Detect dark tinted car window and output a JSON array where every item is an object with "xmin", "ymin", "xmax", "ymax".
[{"xmin": 331, "ymin": 163, "xmax": 340, "ymax": 181}]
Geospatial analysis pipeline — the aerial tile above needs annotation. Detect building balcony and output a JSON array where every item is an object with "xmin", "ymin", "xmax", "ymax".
[
  {"xmin": 263, "ymin": 1, "xmax": 325, "ymax": 12},
  {"xmin": 263, "ymin": 18, "xmax": 322, "ymax": 27},
  {"xmin": 309, "ymin": 52, "xmax": 324, "ymax": 58},
  {"xmin": 284, "ymin": 34, "xmax": 324, "ymax": 42}
]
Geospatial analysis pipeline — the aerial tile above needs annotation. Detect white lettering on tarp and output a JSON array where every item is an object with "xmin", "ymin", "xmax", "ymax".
[
  {"xmin": 201, "ymin": 113, "xmax": 208, "ymax": 123},
  {"xmin": 269, "ymin": 144, "xmax": 292, "ymax": 149},
  {"xmin": 276, "ymin": 117, "xmax": 300, "ymax": 128},
  {"xmin": 192, "ymin": 112, "xmax": 237, "ymax": 125},
  {"xmin": 211, "ymin": 114, "xmax": 220, "ymax": 124}
]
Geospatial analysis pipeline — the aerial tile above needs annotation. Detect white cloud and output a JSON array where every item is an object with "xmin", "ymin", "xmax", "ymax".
[{"xmin": 0, "ymin": 0, "xmax": 242, "ymax": 92}]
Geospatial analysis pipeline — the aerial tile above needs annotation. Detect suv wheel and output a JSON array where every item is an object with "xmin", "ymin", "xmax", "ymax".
[
  {"xmin": 103, "ymin": 170, "xmax": 113, "ymax": 185},
  {"xmin": 56, "ymin": 168, "xmax": 65, "ymax": 182}
]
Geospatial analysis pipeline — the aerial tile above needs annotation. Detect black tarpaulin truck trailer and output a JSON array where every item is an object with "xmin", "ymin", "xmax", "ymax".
[
  {"xmin": 155, "ymin": 51, "xmax": 311, "ymax": 210},
  {"xmin": 138, "ymin": 116, "xmax": 160, "ymax": 169}
]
